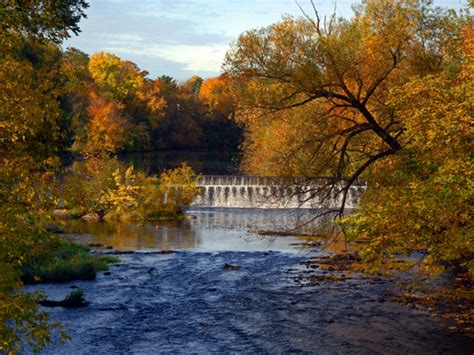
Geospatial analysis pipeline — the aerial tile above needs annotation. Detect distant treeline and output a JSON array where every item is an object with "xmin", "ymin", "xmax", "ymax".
[{"xmin": 21, "ymin": 43, "xmax": 242, "ymax": 156}]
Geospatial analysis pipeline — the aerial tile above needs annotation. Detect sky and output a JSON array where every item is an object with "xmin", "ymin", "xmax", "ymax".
[{"xmin": 64, "ymin": 0, "xmax": 467, "ymax": 81}]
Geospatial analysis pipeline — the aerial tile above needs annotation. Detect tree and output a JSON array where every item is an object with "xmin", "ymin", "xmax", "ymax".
[
  {"xmin": 225, "ymin": 0, "xmax": 466, "ymax": 210},
  {"xmin": 342, "ymin": 24, "xmax": 473, "ymax": 274},
  {"xmin": 83, "ymin": 92, "xmax": 130, "ymax": 156},
  {"xmin": 183, "ymin": 75, "xmax": 204, "ymax": 97},
  {"xmin": 199, "ymin": 74, "xmax": 234, "ymax": 115},
  {"xmin": 0, "ymin": 0, "xmax": 88, "ymax": 351},
  {"xmin": 60, "ymin": 48, "xmax": 92, "ymax": 150},
  {"xmin": 199, "ymin": 74, "xmax": 243, "ymax": 148},
  {"xmin": 0, "ymin": 0, "xmax": 88, "ymax": 43},
  {"xmin": 88, "ymin": 51, "xmax": 145, "ymax": 101},
  {"xmin": 150, "ymin": 75, "xmax": 206, "ymax": 149},
  {"xmin": 224, "ymin": 0, "xmax": 471, "ymax": 271}
]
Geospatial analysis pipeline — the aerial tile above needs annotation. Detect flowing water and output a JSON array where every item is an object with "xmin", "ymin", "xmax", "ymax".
[{"xmin": 26, "ymin": 152, "xmax": 473, "ymax": 353}]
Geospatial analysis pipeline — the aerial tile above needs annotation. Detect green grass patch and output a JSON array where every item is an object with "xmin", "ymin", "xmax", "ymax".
[{"xmin": 22, "ymin": 239, "xmax": 120, "ymax": 284}]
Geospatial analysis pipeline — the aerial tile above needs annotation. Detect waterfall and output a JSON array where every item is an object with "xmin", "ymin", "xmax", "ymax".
[{"xmin": 191, "ymin": 175, "xmax": 366, "ymax": 209}]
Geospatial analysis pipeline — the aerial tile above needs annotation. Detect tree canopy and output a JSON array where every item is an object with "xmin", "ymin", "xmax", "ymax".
[
  {"xmin": 0, "ymin": 1, "xmax": 89, "ymax": 351},
  {"xmin": 224, "ymin": 0, "xmax": 473, "ymax": 273},
  {"xmin": 0, "ymin": 0, "xmax": 88, "ymax": 43}
]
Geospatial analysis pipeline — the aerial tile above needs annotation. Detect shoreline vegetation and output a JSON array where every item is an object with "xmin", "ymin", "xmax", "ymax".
[
  {"xmin": 17, "ymin": 158, "xmax": 200, "ymax": 292},
  {"xmin": 61, "ymin": 158, "xmax": 200, "ymax": 223}
]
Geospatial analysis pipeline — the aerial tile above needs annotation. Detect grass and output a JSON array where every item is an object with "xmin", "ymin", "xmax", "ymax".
[{"xmin": 22, "ymin": 240, "xmax": 120, "ymax": 284}]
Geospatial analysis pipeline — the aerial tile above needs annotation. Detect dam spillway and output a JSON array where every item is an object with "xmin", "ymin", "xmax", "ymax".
[{"xmin": 191, "ymin": 175, "xmax": 366, "ymax": 209}]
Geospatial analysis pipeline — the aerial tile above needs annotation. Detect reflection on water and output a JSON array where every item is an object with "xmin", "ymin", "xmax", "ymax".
[
  {"xmin": 66, "ymin": 219, "xmax": 198, "ymax": 251},
  {"xmin": 66, "ymin": 208, "xmax": 336, "ymax": 253}
]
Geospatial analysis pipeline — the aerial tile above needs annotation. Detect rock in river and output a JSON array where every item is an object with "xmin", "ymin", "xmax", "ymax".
[{"xmin": 82, "ymin": 212, "xmax": 101, "ymax": 223}]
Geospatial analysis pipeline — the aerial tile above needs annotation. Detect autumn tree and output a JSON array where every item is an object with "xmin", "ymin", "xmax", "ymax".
[
  {"xmin": 86, "ymin": 51, "xmax": 168, "ymax": 152},
  {"xmin": 342, "ymin": 24, "xmax": 473, "ymax": 274},
  {"xmin": 199, "ymin": 74, "xmax": 242, "ymax": 148},
  {"xmin": 199, "ymin": 74, "xmax": 235, "ymax": 116},
  {"xmin": 183, "ymin": 75, "xmax": 204, "ymax": 97},
  {"xmin": 83, "ymin": 92, "xmax": 130, "ymax": 156},
  {"xmin": 150, "ymin": 75, "xmax": 205, "ymax": 148},
  {"xmin": 60, "ymin": 48, "xmax": 93, "ymax": 150},
  {"xmin": 224, "ymin": 0, "xmax": 472, "ymax": 272},
  {"xmin": 88, "ymin": 51, "xmax": 145, "ymax": 101},
  {"xmin": 0, "ymin": 0, "xmax": 88, "ymax": 351}
]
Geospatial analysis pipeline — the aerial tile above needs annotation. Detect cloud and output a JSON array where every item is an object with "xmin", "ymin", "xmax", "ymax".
[
  {"xmin": 101, "ymin": 42, "xmax": 227, "ymax": 75},
  {"xmin": 64, "ymin": 0, "xmax": 365, "ymax": 79},
  {"xmin": 64, "ymin": 0, "xmax": 238, "ymax": 78}
]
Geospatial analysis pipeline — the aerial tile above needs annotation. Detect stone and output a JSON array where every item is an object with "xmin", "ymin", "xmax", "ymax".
[
  {"xmin": 223, "ymin": 263, "xmax": 240, "ymax": 271},
  {"xmin": 112, "ymin": 250, "xmax": 135, "ymax": 255},
  {"xmin": 46, "ymin": 224, "xmax": 64, "ymax": 233},
  {"xmin": 82, "ymin": 212, "xmax": 101, "ymax": 223},
  {"xmin": 53, "ymin": 209, "xmax": 73, "ymax": 220},
  {"xmin": 88, "ymin": 243, "xmax": 104, "ymax": 248}
]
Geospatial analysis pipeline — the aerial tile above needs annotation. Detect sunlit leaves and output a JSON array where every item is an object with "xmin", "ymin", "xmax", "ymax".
[
  {"xmin": 83, "ymin": 92, "xmax": 130, "ymax": 156},
  {"xmin": 88, "ymin": 51, "xmax": 145, "ymax": 101},
  {"xmin": 343, "ymin": 42, "xmax": 473, "ymax": 274},
  {"xmin": 225, "ymin": 0, "xmax": 472, "ymax": 275},
  {"xmin": 0, "ymin": 1, "xmax": 88, "ymax": 351}
]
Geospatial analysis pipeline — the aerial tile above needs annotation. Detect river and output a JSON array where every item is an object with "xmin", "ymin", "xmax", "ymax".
[{"xmin": 26, "ymin": 151, "xmax": 472, "ymax": 354}]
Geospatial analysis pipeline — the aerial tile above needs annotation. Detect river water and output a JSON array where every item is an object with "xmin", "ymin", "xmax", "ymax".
[{"xmin": 26, "ymin": 151, "xmax": 472, "ymax": 354}]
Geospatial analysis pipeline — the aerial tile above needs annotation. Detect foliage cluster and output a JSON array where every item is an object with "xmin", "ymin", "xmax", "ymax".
[
  {"xmin": 60, "ymin": 51, "xmax": 242, "ymax": 156},
  {"xmin": 225, "ymin": 0, "xmax": 473, "ymax": 275},
  {"xmin": 343, "ymin": 46, "xmax": 473, "ymax": 274},
  {"xmin": 63, "ymin": 159, "xmax": 200, "ymax": 222},
  {"xmin": 100, "ymin": 163, "xmax": 199, "ymax": 221},
  {"xmin": 0, "ymin": 1, "xmax": 119, "ymax": 352}
]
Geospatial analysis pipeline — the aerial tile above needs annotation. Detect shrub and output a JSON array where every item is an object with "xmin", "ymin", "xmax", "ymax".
[{"xmin": 100, "ymin": 163, "xmax": 200, "ymax": 222}]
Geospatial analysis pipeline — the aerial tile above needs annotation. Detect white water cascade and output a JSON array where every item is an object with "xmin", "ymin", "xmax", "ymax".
[{"xmin": 191, "ymin": 176, "xmax": 366, "ymax": 209}]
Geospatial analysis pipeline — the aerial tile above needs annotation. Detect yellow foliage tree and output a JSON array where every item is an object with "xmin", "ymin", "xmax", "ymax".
[
  {"xmin": 0, "ymin": 1, "xmax": 88, "ymax": 351},
  {"xmin": 225, "ymin": 0, "xmax": 472, "ymax": 273},
  {"xmin": 88, "ymin": 51, "xmax": 145, "ymax": 101}
]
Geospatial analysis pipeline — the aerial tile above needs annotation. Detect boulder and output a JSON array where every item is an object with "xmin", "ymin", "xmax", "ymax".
[
  {"xmin": 46, "ymin": 224, "xmax": 64, "ymax": 234},
  {"xmin": 53, "ymin": 209, "xmax": 73, "ymax": 220},
  {"xmin": 223, "ymin": 263, "xmax": 241, "ymax": 271},
  {"xmin": 82, "ymin": 212, "xmax": 101, "ymax": 223}
]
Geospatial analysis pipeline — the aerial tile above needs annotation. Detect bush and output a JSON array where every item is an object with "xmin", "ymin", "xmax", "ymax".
[
  {"xmin": 62, "ymin": 158, "xmax": 120, "ymax": 216},
  {"xmin": 99, "ymin": 162, "xmax": 200, "ymax": 222},
  {"xmin": 63, "ymin": 159, "xmax": 200, "ymax": 222},
  {"xmin": 63, "ymin": 289, "xmax": 87, "ymax": 308}
]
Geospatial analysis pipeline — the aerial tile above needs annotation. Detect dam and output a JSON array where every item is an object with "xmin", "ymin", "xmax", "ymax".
[{"xmin": 191, "ymin": 175, "xmax": 366, "ymax": 209}]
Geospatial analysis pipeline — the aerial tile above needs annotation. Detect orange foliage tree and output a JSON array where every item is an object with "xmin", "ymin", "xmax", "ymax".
[{"xmin": 83, "ymin": 93, "xmax": 130, "ymax": 156}]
